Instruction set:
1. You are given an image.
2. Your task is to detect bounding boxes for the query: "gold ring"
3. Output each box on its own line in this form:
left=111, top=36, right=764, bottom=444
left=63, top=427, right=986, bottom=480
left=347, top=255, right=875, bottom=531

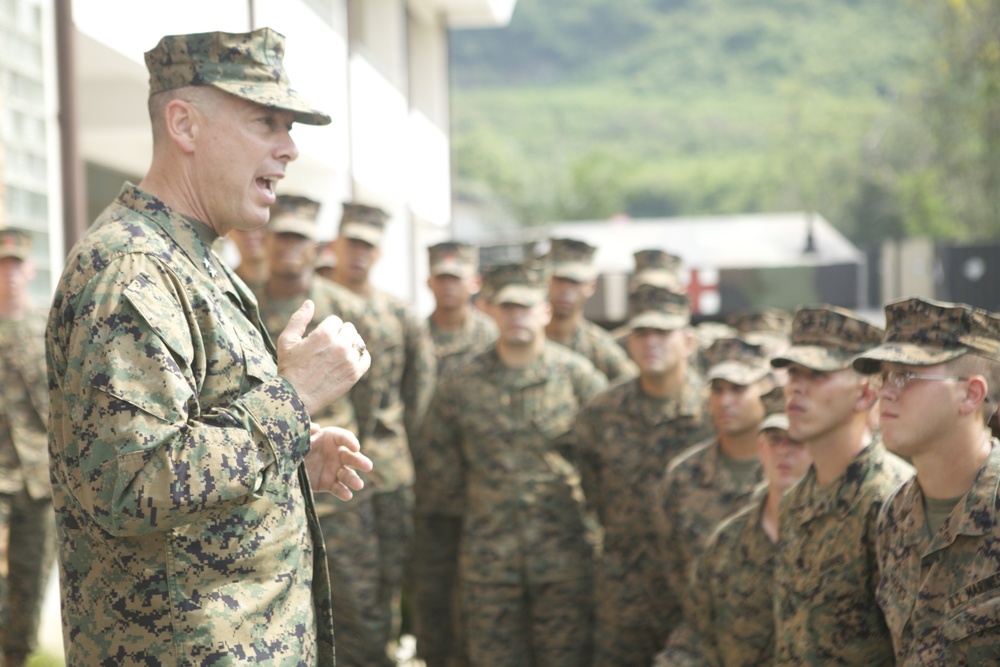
left=353, top=341, right=367, bottom=359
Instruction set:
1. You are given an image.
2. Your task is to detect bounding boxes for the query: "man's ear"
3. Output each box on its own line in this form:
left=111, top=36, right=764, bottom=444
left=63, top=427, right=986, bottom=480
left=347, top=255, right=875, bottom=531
left=959, top=375, right=988, bottom=418
left=164, top=98, right=199, bottom=153
left=856, top=376, right=878, bottom=412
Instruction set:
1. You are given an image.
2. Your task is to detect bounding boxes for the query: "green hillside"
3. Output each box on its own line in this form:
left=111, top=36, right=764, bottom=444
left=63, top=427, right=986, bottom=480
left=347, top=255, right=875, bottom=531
left=448, top=0, right=944, bottom=246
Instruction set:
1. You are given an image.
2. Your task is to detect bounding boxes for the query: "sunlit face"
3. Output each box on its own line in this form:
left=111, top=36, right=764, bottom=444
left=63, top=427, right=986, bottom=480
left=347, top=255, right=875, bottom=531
left=876, top=362, right=969, bottom=460
left=757, top=427, right=811, bottom=493
left=783, top=363, right=867, bottom=444
left=190, top=91, right=299, bottom=235
left=548, top=276, right=595, bottom=318
left=265, top=232, right=316, bottom=279
left=333, top=236, right=380, bottom=287
left=710, top=379, right=767, bottom=437
left=627, top=327, right=693, bottom=379
left=428, top=270, right=479, bottom=310
left=491, top=301, right=551, bottom=347
left=0, top=256, right=33, bottom=306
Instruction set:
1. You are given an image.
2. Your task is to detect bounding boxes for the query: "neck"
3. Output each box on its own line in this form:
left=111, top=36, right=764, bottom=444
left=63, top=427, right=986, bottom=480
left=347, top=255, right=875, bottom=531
left=431, top=304, right=469, bottom=332
left=546, top=311, right=581, bottom=344
left=761, top=485, right=784, bottom=543
left=0, top=297, right=26, bottom=320
left=913, top=424, right=992, bottom=499
left=496, top=337, right=545, bottom=369
left=639, top=365, right=686, bottom=398
left=719, top=430, right=760, bottom=461
left=333, top=269, right=369, bottom=296
left=807, top=416, right=871, bottom=487
left=267, top=273, right=311, bottom=300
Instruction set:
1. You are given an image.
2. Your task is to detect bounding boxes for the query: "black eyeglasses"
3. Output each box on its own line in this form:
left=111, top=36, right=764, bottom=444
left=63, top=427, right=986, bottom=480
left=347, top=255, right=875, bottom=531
left=870, top=369, right=969, bottom=391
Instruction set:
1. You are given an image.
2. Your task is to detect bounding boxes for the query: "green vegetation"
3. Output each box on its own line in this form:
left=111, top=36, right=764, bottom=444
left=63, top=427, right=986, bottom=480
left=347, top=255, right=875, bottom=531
left=450, top=0, right=1000, bottom=246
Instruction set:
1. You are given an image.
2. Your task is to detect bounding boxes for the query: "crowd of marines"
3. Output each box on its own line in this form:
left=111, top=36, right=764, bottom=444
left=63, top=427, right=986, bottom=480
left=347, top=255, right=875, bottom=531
left=2, top=25, right=1000, bottom=667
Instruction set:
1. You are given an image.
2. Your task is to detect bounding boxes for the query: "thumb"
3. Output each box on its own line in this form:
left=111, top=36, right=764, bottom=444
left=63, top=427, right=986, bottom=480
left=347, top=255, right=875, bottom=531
left=280, top=299, right=315, bottom=346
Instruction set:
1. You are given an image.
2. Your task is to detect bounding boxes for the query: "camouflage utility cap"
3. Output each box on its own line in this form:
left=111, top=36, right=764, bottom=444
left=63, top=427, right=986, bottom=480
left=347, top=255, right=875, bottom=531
left=268, top=194, right=320, bottom=239
left=759, top=386, right=789, bottom=431
left=145, top=28, right=331, bottom=126
left=339, top=202, right=388, bottom=246
left=704, top=337, right=771, bottom=385
left=547, top=237, right=597, bottom=282
left=626, top=284, right=690, bottom=331
left=631, top=248, right=683, bottom=290
left=771, top=305, right=884, bottom=372
left=428, top=241, right=478, bottom=277
left=852, top=297, right=1000, bottom=374
left=0, top=227, right=32, bottom=260
left=484, top=263, right=545, bottom=306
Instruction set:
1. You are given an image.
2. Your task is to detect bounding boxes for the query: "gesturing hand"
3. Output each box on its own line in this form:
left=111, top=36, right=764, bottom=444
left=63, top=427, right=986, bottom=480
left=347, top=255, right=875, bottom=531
left=305, top=423, right=374, bottom=501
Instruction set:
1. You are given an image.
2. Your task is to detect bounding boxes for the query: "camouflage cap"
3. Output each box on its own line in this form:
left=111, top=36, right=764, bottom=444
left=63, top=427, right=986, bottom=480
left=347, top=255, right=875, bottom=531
left=145, top=28, right=331, bottom=126
left=0, top=227, right=31, bottom=260
left=759, top=385, right=789, bottom=432
left=631, top=248, right=683, bottom=291
left=547, top=237, right=597, bottom=282
left=484, top=263, right=546, bottom=306
left=704, top=337, right=771, bottom=386
left=428, top=241, right=478, bottom=277
left=338, top=202, right=388, bottom=246
left=852, top=297, right=1000, bottom=374
left=626, top=284, right=691, bottom=332
left=730, top=307, right=793, bottom=338
left=267, top=194, right=320, bottom=239
left=771, top=305, right=885, bottom=372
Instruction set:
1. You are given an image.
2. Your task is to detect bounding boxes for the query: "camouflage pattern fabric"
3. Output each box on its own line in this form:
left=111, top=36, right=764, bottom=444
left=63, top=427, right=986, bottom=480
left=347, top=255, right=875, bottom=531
left=655, top=490, right=775, bottom=667
left=654, top=435, right=765, bottom=621
left=46, top=184, right=335, bottom=665
left=875, top=441, right=1000, bottom=666
left=575, top=373, right=712, bottom=667
left=419, top=341, right=607, bottom=664
left=426, top=307, right=497, bottom=379
left=774, top=440, right=913, bottom=666
left=0, top=309, right=55, bottom=663
left=556, top=317, right=638, bottom=383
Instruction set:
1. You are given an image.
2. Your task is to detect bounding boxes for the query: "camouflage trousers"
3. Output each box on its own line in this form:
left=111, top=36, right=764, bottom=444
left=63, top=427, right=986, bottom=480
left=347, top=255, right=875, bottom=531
left=0, top=490, right=56, bottom=664
left=592, top=568, right=677, bottom=667
left=410, top=513, right=468, bottom=667
left=321, top=486, right=414, bottom=667
left=461, top=577, right=593, bottom=667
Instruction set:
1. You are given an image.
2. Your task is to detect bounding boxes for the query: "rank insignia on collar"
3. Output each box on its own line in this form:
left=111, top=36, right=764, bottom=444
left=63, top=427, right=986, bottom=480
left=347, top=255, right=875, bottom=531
left=203, top=256, right=218, bottom=278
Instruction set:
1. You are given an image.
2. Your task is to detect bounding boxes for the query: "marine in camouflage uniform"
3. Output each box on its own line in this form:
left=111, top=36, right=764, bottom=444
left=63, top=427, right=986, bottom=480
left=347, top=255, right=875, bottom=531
left=420, top=263, right=607, bottom=667
left=330, top=203, right=437, bottom=666
left=853, top=297, right=1000, bottom=665
left=543, top=237, right=637, bottom=382
left=45, top=29, right=372, bottom=666
left=769, top=305, right=913, bottom=666
left=412, top=241, right=496, bottom=667
left=574, top=284, right=711, bottom=667
left=0, top=228, right=55, bottom=667
left=654, top=337, right=772, bottom=647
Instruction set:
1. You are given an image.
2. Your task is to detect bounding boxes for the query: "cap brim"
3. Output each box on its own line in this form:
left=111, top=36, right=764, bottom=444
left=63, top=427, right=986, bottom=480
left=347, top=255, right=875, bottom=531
left=707, top=361, right=771, bottom=385
left=760, top=413, right=790, bottom=432
left=213, top=81, right=331, bottom=126
left=851, top=343, right=969, bottom=374
left=627, top=311, right=689, bottom=332
left=771, top=345, right=856, bottom=372
left=552, top=263, right=597, bottom=283
left=430, top=261, right=470, bottom=278
left=492, top=285, right=545, bottom=307
left=268, top=219, right=316, bottom=239
left=339, top=222, right=382, bottom=246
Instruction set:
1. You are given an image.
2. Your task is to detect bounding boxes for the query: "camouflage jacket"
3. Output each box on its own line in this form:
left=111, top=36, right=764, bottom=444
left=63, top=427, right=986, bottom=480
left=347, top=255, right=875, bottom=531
left=427, top=307, right=497, bottom=378
left=575, top=372, right=711, bottom=626
left=655, top=436, right=764, bottom=615
left=349, top=288, right=436, bottom=493
left=554, top=317, right=637, bottom=383
left=774, top=441, right=913, bottom=666
left=657, top=489, right=775, bottom=667
left=876, top=441, right=1000, bottom=666
left=419, top=341, right=607, bottom=583
left=0, top=308, right=51, bottom=499
left=46, top=184, right=334, bottom=666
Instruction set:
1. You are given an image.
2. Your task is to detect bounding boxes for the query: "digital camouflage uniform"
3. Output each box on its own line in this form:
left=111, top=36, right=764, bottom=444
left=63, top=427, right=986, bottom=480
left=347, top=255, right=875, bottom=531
left=413, top=242, right=497, bottom=667
left=420, top=263, right=607, bottom=667
left=47, top=183, right=336, bottom=665
left=575, top=283, right=711, bottom=667
left=851, top=297, right=1000, bottom=665
left=545, top=237, right=637, bottom=383
left=654, top=489, right=774, bottom=667
left=0, top=282, right=55, bottom=667
left=576, top=373, right=711, bottom=666
left=335, top=203, right=437, bottom=666
left=770, top=305, right=913, bottom=667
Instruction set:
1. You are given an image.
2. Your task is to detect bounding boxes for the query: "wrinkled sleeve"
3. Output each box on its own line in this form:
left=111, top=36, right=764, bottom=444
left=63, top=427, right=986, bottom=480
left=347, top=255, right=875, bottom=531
left=48, top=254, right=311, bottom=537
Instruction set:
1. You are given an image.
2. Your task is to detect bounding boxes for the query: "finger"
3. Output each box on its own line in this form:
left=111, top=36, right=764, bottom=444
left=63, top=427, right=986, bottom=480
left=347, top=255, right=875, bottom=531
left=315, top=313, right=347, bottom=337
left=279, top=300, right=315, bottom=346
left=336, top=465, right=366, bottom=491
left=311, top=427, right=361, bottom=453
left=340, top=448, right=373, bottom=473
